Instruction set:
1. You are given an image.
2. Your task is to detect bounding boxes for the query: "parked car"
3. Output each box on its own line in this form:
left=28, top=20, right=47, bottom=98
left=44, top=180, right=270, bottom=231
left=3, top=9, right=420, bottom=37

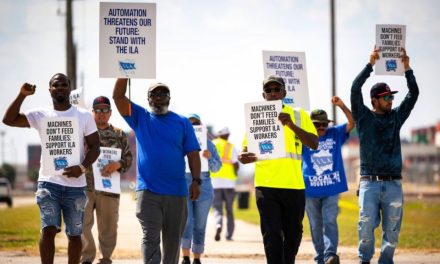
left=0, top=178, right=13, bottom=207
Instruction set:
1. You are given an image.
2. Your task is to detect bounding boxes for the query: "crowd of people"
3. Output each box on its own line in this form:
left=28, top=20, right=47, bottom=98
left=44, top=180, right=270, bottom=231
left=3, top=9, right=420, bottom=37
left=2, top=47, right=418, bottom=264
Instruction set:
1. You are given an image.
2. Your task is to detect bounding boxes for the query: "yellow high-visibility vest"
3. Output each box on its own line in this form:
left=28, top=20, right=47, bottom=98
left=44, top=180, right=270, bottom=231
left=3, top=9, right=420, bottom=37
left=243, top=105, right=317, bottom=189
left=211, top=138, right=237, bottom=180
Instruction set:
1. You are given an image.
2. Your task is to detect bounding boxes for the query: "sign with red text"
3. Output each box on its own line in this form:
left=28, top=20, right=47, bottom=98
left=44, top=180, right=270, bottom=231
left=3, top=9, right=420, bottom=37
left=262, top=51, right=310, bottom=110
left=100, top=2, right=156, bottom=78
left=244, top=100, right=285, bottom=160
left=375, top=24, right=406, bottom=75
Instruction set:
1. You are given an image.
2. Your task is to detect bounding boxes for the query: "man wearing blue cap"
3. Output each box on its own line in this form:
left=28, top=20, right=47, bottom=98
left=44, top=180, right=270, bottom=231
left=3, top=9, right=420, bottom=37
left=351, top=48, right=419, bottom=264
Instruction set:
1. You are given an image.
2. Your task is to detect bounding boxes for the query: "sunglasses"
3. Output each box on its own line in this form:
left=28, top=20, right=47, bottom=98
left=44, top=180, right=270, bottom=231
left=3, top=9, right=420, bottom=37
left=382, top=94, right=394, bottom=102
left=313, top=122, right=329, bottom=128
left=93, top=108, right=111, bottom=114
left=263, top=87, right=282, bottom=94
left=149, top=91, right=170, bottom=99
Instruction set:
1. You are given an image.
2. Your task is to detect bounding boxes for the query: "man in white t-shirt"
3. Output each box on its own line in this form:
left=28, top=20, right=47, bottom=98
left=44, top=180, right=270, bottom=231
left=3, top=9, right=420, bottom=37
left=2, top=73, right=100, bottom=264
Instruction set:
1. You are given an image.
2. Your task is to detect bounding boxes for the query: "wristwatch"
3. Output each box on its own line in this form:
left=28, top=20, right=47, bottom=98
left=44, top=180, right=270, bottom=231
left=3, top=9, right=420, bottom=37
left=192, top=178, right=202, bottom=185
left=78, top=164, right=87, bottom=174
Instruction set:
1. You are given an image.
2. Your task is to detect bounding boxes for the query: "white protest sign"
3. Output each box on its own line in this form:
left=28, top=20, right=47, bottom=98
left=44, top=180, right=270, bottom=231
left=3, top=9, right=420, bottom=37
left=99, top=2, right=156, bottom=78
left=186, top=125, right=208, bottom=173
left=262, top=51, right=310, bottom=110
left=244, top=100, right=285, bottom=160
left=40, top=117, right=80, bottom=175
left=69, top=87, right=87, bottom=109
left=375, top=24, right=406, bottom=75
left=92, top=147, right=122, bottom=194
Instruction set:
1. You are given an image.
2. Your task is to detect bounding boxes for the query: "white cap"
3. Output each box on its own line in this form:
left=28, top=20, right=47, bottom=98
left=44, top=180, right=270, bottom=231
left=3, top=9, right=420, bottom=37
left=218, top=127, right=230, bottom=136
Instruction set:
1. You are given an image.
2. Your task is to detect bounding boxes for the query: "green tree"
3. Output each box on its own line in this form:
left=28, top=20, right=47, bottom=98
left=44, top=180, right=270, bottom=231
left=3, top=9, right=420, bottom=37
left=1, top=163, right=16, bottom=188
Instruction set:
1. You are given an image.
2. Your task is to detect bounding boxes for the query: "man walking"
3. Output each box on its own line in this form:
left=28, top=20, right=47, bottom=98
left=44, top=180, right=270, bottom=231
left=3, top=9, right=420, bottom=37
left=211, top=127, right=239, bottom=241
left=113, top=78, right=201, bottom=264
left=351, top=48, right=418, bottom=264
left=302, top=97, right=355, bottom=264
left=2, top=73, right=100, bottom=264
left=81, top=96, right=133, bottom=264
left=238, top=75, right=318, bottom=264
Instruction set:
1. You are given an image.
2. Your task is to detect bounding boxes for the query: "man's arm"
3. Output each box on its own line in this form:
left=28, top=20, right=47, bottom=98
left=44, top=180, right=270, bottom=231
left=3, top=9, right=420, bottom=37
left=396, top=48, right=419, bottom=124
left=3, top=83, right=35, bottom=127
left=278, top=113, right=318, bottom=150
left=118, top=131, right=133, bottom=173
left=206, top=140, right=222, bottom=173
left=113, top=78, right=131, bottom=116
left=187, top=150, right=201, bottom=201
left=101, top=130, right=133, bottom=176
left=62, top=131, right=101, bottom=178
left=332, top=96, right=355, bottom=133
left=350, top=49, right=376, bottom=121
left=82, top=132, right=101, bottom=168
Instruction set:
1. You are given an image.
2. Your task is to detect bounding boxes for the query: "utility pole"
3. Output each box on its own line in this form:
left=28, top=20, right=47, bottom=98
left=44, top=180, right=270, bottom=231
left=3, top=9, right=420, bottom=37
left=330, top=0, right=337, bottom=123
left=66, top=0, right=77, bottom=90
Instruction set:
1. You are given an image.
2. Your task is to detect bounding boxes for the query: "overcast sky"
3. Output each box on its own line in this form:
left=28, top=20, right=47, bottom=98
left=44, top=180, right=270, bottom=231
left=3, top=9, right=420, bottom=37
left=1, top=0, right=439, bottom=164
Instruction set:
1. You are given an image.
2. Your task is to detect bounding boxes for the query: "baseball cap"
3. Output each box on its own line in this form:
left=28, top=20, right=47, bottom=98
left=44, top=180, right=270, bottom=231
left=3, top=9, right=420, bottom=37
left=310, top=109, right=333, bottom=123
left=148, top=83, right=170, bottom=93
left=263, top=75, right=285, bottom=88
left=218, top=127, right=230, bottom=136
left=93, top=96, right=111, bottom=108
left=370, top=83, right=398, bottom=98
left=188, top=113, right=201, bottom=121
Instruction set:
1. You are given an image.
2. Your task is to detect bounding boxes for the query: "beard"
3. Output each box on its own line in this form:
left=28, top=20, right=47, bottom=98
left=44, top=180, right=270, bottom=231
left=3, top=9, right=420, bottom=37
left=151, top=104, right=169, bottom=115
left=55, top=94, right=67, bottom=104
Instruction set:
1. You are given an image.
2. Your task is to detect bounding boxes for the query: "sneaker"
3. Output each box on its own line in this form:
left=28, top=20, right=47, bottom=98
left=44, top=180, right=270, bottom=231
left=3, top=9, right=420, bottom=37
left=193, top=259, right=201, bottom=264
left=325, top=255, right=340, bottom=264
left=214, top=227, right=222, bottom=241
left=359, top=261, right=370, bottom=264
left=225, top=237, right=233, bottom=241
left=181, top=256, right=190, bottom=264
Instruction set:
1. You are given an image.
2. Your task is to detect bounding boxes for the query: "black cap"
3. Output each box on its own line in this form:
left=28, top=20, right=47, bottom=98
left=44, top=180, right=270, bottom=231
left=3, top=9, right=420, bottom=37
left=370, top=83, right=398, bottom=98
left=93, top=96, right=111, bottom=108
left=263, top=75, right=285, bottom=88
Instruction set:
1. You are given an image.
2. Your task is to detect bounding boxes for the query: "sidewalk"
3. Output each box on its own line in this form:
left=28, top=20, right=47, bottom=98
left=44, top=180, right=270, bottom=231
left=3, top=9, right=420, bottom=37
left=1, top=193, right=439, bottom=263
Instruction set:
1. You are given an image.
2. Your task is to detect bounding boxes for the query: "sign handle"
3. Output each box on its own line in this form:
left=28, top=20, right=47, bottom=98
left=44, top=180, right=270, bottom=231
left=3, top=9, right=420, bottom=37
left=127, top=78, right=132, bottom=116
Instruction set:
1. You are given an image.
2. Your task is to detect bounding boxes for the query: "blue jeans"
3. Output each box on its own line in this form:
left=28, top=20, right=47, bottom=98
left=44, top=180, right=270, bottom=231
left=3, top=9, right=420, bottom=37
left=181, top=174, right=213, bottom=254
left=36, top=181, right=87, bottom=236
left=358, top=180, right=403, bottom=264
left=306, top=194, right=339, bottom=264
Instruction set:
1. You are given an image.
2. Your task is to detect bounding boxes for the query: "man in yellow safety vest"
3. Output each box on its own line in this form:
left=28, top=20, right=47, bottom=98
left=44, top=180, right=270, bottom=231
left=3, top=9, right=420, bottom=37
left=238, top=75, right=318, bottom=264
left=211, top=127, right=239, bottom=241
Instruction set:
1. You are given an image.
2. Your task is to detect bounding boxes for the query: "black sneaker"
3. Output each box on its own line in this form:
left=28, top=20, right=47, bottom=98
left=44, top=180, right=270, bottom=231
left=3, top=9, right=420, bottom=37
left=214, top=227, right=222, bottom=241
left=325, top=255, right=340, bottom=264
left=359, top=261, right=370, bottom=264
left=193, top=259, right=201, bottom=264
left=181, top=256, right=190, bottom=264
